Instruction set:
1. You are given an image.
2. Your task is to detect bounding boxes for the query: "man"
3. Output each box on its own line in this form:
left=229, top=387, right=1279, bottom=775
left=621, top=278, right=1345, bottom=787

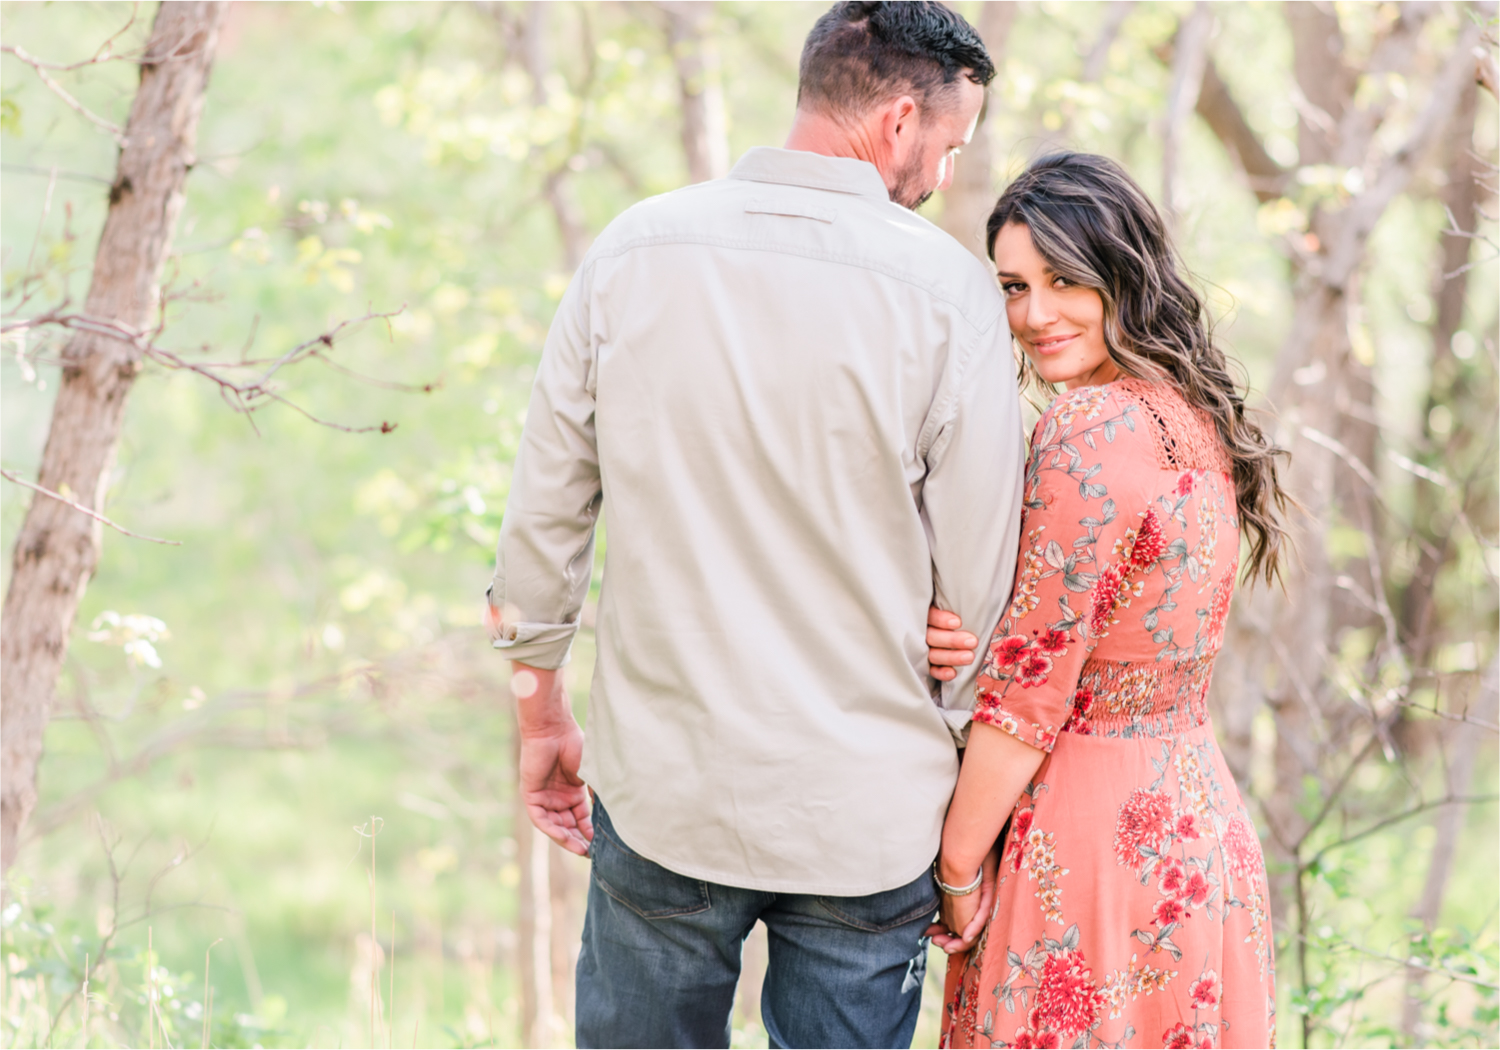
left=486, top=3, right=1024, bottom=1046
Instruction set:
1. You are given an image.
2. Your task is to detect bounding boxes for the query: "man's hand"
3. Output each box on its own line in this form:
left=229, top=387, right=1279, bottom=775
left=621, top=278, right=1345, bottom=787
left=928, top=607, right=979, bottom=682
left=512, top=663, right=594, bottom=856
left=926, top=844, right=999, bottom=954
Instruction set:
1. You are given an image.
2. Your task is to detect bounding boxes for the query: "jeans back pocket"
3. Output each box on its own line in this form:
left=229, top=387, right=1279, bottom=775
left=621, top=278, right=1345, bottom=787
left=590, top=806, right=713, bottom=920
left=815, top=871, right=939, bottom=933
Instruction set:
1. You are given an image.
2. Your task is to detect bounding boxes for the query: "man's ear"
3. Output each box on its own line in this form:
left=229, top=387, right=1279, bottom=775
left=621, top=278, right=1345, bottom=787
left=879, top=94, right=921, bottom=157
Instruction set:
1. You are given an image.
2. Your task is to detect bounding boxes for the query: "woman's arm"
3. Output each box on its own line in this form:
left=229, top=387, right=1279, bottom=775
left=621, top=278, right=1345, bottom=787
left=934, top=721, right=1047, bottom=951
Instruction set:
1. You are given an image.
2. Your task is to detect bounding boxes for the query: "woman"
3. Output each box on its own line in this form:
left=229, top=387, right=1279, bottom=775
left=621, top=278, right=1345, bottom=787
left=929, top=153, right=1285, bottom=1049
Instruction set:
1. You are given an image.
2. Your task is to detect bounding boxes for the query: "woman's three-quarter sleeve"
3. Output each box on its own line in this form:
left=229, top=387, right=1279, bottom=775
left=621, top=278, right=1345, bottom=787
left=972, top=385, right=1154, bottom=752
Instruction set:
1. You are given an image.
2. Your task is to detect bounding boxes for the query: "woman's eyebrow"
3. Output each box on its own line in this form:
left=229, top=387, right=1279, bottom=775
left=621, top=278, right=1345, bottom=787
left=995, top=269, right=1023, bottom=279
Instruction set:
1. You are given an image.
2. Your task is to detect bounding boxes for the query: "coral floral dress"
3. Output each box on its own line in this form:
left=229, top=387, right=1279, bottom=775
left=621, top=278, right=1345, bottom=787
left=942, top=379, right=1275, bottom=1050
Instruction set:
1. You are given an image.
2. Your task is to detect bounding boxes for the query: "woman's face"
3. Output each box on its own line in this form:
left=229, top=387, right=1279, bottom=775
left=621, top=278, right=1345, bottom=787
left=993, top=221, right=1118, bottom=390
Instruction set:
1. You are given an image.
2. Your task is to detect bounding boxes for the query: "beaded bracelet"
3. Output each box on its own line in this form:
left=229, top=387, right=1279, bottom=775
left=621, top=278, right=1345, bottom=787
left=933, top=862, right=983, bottom=897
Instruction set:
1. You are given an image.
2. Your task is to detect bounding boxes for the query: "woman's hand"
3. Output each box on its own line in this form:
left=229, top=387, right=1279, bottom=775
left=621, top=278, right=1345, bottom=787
left=928, top=607, right=980, bottom=682
left=927, top=844, right=1000, bottom=954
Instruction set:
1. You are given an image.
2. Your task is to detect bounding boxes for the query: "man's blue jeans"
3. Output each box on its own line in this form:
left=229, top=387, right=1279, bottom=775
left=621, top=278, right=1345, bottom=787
left=575, top=801, right=939, bottom=1049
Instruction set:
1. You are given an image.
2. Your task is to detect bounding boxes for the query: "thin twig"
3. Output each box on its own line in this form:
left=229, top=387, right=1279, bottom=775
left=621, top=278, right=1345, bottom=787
left=0, top=6, right=143, bottom=72
left=259, top=388, right=397, bottom=434
left=24, top=166, right=59, bottom=281
left=1293, top=736, right=1381, bottom=852
left=0, top=468, right=181, bottom=545
left=1301, top=425, right=1380, bottom=492
left=1308, top=934, right=1500, bottom=991
left=2, top=304, right=408, bottom=433
left=1, top=44, right=128, bottom=144
left=1304, top=793, right=1500, bottom=869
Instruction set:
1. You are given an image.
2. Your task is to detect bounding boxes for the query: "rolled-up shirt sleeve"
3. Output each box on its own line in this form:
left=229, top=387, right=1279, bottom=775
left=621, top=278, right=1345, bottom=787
left=921, top=313, right=1027, bottom=744
left=487, top=266, right=601, bottom=669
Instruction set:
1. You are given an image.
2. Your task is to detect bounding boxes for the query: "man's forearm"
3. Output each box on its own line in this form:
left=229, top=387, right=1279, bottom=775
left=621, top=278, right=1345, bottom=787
left=509, top=661, right=592, bottom=853
left=511, top=662, right=574, bottom=735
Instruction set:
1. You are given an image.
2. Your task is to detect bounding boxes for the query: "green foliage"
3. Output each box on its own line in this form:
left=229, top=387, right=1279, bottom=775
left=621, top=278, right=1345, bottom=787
left=1, top=2, right=1496, bottom=1047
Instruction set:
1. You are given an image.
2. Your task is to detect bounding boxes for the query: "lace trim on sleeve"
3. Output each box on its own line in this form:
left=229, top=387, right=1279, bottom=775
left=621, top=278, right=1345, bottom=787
left=1113, top=377, right=1230, bottom=475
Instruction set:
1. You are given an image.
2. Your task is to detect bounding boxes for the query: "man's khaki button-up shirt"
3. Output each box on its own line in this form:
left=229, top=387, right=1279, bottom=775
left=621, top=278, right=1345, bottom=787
left=489, top=147, right=1025, bottom=895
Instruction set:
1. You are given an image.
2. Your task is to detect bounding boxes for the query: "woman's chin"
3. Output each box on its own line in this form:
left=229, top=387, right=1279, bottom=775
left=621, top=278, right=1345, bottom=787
left=1037, top=366, right=1082, bottom=387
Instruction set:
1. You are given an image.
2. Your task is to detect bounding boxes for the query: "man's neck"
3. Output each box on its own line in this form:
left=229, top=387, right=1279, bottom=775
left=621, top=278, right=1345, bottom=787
left=784, top=108, right=883, bottom=170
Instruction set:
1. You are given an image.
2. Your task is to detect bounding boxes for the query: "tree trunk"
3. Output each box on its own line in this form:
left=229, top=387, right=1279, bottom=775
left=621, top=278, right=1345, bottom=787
left=1161, top=2, right=1213, bottom=221
left=662, top=1, right=729, bottom=184
left=0, top=0, right=228, bottom=875
left=937, top=1, right=1017, bottom=260
left=1398, top=77, right=1482, bottom=669
left=512, top=710, right=554, bottom=1048
left=1080, top=2, right=1134, bottom=83
left=547, top=840, right=583, bottom=1032
left=1196, top=8, right=1482, bottom=947
left=522, top=3, right=590, bottom=268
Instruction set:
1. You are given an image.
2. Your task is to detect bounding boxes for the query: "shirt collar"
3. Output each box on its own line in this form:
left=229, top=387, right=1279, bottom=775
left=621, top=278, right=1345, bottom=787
left=728, top=146, right=891, bottom=201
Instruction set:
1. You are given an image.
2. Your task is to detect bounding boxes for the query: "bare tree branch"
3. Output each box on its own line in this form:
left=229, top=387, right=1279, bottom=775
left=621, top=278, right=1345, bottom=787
left=1304, top=793, right=1500, bottom=869
left=1325, top=20, right=1486, bottom=287
left=1, top=4, right=143, bottom=72
left=0, top=468, right=181, bottom=545
left=1197, top=58, right=1290, bottom=201
left=1152, top=41, right=1290, bottom=203
left=1321, top=936, right=1500, bottom=991
left=1080, top=1, right=1133, bottom=82
left=1479, top=49, right=1498, bottom=99
left=0, top=163, right=112, bottom=186
left=3, top=305, right=408, bottom=433
left=1, top=44, right=128, bottom=145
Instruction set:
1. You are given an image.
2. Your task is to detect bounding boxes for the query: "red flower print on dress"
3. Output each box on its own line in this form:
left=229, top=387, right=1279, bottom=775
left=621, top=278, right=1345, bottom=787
left=1175, top=470, right=1196, bottom=497
left=1129, top=509, right=1167, bottom=568
left=1036, top=628, right=1070, bottom=657
left=1062, top=687, right=1095, bottom=735
left=973, top=688, right=1004, bottom=724
left=1089, top=562, right=1128, bottom=636
left=992, top=634, right=1030, bottom=668
left=1162, top=1022, right=1211, bottom=1049
left=1153, top=897, right=1186, bottom=927
left=1030, top=948, right=1105, bottom=1041
left=1206, top=574, right=1234, bottom=647
left=1189, top=970, right=1221, bottom=1010
left=1175, top=812, right=1200, bottom=840
left=1180, top=870, right=1211, bottom=909
left=1113, top=789, right=1175, bottom=868
left=1015, top=652, right=1055, bottom=688
left=1007, top=806, right=1035, bottom=872
left=1157, top=859, right=1187, bottom=897
left=1010, top=1027, right=1063, bottom=1049
left=1221, top=815, right=1264, bottom=883
left=1072, top=687, right=1094, bottom=718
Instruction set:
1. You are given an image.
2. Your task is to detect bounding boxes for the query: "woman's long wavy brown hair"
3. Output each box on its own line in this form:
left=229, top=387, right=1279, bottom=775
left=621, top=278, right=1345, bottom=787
left=987, top=151, right=1290, bottom=586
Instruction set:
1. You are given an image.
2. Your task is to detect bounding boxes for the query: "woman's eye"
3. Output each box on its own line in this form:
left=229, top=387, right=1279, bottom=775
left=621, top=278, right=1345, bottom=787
left=1053, top=275, right=1074, bottom=288
left=1002, top=282, right=1026, bottom=295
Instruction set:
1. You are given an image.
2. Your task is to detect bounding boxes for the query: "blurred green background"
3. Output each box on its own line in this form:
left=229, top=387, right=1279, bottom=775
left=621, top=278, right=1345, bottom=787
left=2, top=2, right=1496, bottom=1047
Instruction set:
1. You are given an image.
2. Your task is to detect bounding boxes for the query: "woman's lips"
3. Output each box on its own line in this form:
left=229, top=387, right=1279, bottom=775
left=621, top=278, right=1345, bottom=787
left=1029, top=333, right=1079, bottom=355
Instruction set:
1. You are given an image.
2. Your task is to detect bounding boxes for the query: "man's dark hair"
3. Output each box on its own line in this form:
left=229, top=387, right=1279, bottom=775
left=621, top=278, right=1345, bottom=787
left=798, top=2, right=994, bottom=118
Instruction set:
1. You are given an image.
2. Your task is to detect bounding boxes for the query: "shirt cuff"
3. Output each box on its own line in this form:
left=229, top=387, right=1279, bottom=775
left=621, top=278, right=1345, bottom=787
left=485, top=584, right=580, bottom=669
left=489, top=621, right=577, bottom=669
left=941, top=706, right=972, bottom=747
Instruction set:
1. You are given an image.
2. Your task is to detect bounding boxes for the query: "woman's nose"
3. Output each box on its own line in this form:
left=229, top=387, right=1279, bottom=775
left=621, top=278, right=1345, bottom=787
left=1026, top=287, right=1059, bottom=329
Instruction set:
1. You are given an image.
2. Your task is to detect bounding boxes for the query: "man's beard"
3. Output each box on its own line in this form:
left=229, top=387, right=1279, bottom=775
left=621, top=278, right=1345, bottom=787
left=890, top=153, right=934, bottom=211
